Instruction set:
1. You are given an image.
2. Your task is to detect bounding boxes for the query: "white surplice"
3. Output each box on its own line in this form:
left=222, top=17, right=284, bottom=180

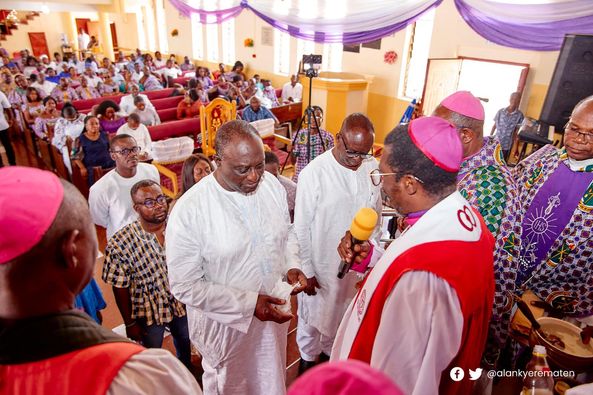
left=332, top=192, right=477, bottom=395
left=294, top=150, right=381, bottom=359
left=167, top=173, right=300, bottom=395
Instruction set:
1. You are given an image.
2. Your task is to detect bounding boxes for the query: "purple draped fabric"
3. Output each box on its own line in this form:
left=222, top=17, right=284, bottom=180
left=167, top=0, right=244, bottom=22
left=245, top=1, right=442, bottom=44
left=454, top=0, right=593, bottom=51
left=167, top=0, right=441, bottom=44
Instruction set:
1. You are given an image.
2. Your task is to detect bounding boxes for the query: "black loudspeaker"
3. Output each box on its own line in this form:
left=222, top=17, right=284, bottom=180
left=540, top=34, right=593, bottom=131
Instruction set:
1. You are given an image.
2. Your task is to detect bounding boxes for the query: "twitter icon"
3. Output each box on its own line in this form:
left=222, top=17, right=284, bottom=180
left=469, top=368, right=483, bottom=381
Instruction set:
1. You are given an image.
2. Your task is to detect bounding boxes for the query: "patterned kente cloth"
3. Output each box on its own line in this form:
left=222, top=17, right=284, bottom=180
left=487, top=145, right=593, bottom=365
left=457, top=137, right=522, bottom=364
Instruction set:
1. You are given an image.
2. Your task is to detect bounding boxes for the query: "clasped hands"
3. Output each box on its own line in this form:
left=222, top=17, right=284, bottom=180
left=254, top=268, right=306, bottom=324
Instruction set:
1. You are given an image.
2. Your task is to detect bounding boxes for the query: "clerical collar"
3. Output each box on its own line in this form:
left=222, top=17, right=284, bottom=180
left=404, top=209, right=429, bottom=227
left=568, top=157, right=593, bottom=171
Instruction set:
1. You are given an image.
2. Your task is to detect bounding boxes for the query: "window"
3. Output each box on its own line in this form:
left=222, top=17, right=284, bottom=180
left=144, top=6, right=156, bottom=52
left=296, top=39, right=315, bottom=72
left=136, top=10, right=147, bottom=50
left=191, top=13, right=204, bottom=60
left=156, top=0, right=168, bottom=53
left=400, top=8, right=436, bottom=99
left=221, top=19, right=235, bottom=65
left=274, top=29, right=291, bottom=75
left=322, top=43, right=342, bottom=72
left=206, top=22, right=219, bottom=62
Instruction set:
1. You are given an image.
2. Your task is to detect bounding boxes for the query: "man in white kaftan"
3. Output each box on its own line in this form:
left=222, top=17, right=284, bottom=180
left=167, top=120, right=307, bottom=395
left=294, top=113, right=381, bottom=373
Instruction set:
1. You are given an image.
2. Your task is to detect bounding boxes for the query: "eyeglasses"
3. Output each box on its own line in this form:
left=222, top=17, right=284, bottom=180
left=565, top=121, right=593, bottom=143
left=135, top=195, right=168, bottom=208
left=111, top=146, right=141, bottom=156
left=370, top=169, right=424, bottom=186
left=339, top=134, right=373, bottom=159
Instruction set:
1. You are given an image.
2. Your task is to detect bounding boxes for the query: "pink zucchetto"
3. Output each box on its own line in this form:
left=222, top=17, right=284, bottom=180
left=0, top=167, right=64, bottom=264
left=440, top=90, right=485, bottom=121
left=287, top=360, right=404, bottom=395
left=408, top=116, right=463, bottom=173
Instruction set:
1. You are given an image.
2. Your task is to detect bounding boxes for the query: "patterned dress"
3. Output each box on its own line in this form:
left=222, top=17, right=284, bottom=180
left=457, top=137, right=522, bottom=364
left=291, top=129, right=335, bottom=183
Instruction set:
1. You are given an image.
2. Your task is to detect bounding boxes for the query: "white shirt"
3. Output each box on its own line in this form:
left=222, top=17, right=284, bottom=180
left=109, top=348, right=202, bottom=394
left=116, top=123, right=153, bottom=156
left=119, top=94, right=154, bottom=116
left=295, top=150, right=381, bottom=337
left=131, top=71, right=144, bottom=84
left=84, top=75, right=103, bottom=88
left=281, top=82, right=303, bottom=102
left=89, top=163, right=160, bottom=240
left=162, top=67, right=182, bottom=80
left=153, top=59, right=166, bottom=70
left=0, top=91, right=11, bottom=130
left=78, top=32, right=90, bottom=50
left=31, top=80, right=57, bottom=97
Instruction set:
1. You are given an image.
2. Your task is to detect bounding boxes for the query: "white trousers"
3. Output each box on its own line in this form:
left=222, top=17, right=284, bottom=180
left=296, top=319, right=334, bottom=362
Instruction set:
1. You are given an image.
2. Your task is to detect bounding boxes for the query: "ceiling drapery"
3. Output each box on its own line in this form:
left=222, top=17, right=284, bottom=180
left=167, top=0, right=593, bottom=50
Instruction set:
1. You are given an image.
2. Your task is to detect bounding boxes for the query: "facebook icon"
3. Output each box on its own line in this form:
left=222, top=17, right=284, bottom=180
left=449, top=367, right=465, bottom=382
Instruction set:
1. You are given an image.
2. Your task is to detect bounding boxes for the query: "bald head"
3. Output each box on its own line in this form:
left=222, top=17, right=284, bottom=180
left=215, top=119, right=262, bottom=159
left=0, top=180, right=97, bottom=319
left=334, top=113, right=375, bottom=171
left=564, top=95, right=593, bottom=161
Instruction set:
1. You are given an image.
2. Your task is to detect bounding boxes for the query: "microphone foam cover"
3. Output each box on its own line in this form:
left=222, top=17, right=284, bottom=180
left=350, top=207, right=378, bottom=241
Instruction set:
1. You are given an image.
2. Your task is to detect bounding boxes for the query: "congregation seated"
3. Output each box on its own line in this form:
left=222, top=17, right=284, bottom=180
left=140, top=66, right=164, bottom=91
left=97, top=73, right=120, bottom=96
left=30, top=72, right=57, bottom=97
left=120, top=83, right=154, bottom=115
left=72, top=115, right=115, bottom=185
left=96, top=100, right=127, bottom=135
left=8, top=74, right=30, bottom=108
left=180, top=56, right=196, bottom=72
left=133, top=95, right=161, bottom=126
left=50, top=77, right=79, bottom=103
left=116, top=113, right=152, bottom=159
left=162, top=59, right=183, bottom=86
left=21, top=87, right=44, bottom=126
left=76, top=76, right=101, bottom=100
left=83, top=68, right=103, bottom=88
left=242, top=96, right=279, bottom=124
left=52, top=104, right=86, bottom=173
left=196, top=66, right=214, bottom=90
left=176, top=89, right=204, bottom=120
left=281, top=74, right=303, bottom=104
left=33, top=96, right=59, bottom=140
left=261, top=79, right=280, bottom=107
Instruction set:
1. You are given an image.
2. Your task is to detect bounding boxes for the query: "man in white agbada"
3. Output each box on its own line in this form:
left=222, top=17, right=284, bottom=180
left=294, top=113, right=381, bottom=374
left=89, top=134, right=160, bottom=240
left=167, top=120, right=308, bottom=395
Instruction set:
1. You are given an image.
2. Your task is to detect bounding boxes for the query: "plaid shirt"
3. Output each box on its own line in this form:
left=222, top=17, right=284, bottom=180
left=102, top=220, right=185, bottom=326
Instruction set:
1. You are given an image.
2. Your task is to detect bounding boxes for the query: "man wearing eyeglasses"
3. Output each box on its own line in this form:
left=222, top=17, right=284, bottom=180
left=332, top=117, right=494, bottom=395
left=103, top=180, right=192, bottom=370
left=89, top=134, right=160, bottom=240
left=510, top=96, right=593, bottom=341
left=294, top=113, right=381, bottom=375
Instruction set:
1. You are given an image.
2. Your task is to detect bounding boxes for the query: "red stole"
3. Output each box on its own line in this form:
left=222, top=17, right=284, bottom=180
left=1, top=342, right=143, bottom=395
left=348, top=211, right=494, bottom=395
